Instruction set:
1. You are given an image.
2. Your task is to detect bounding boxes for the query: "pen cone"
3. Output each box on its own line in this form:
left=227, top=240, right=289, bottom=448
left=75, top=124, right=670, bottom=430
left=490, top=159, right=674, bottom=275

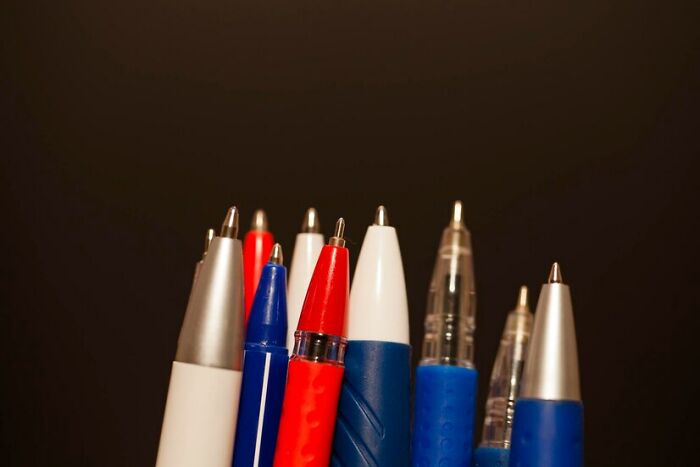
left=220, top=206, right=240, bottom=239
left=251, top=209, right=268, bottom=231
left=301, top=207, right=321, bottom=233
left=202, top=228, right=215, bottom=258
left=269, top=243, right=283, bottom=265
left=374, top=205, right=390, bottom=226
left=329, top=218, right=346, bottom=247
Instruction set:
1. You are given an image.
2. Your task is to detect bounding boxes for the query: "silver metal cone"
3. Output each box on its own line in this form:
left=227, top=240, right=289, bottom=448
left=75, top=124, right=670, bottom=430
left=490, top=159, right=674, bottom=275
left=251, top=209, right=268, bottom=231
left=329, top=217, right=346, bottom=247
left=301, top=207, right=321, bottom=233
left=374, top=205, right=389, bottom=226
left=269, top=243, right=283, bottom=265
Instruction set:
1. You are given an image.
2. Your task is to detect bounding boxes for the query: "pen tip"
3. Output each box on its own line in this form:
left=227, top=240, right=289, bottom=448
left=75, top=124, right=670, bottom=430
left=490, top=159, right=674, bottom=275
left=548, top=262, right=564, bottom=284
left=202, top=228, right=215, bottom=258
left=269, top=243, right=283, bottom=265
left=451, top=200, right=465, bottom=227
left=516, top=285, right=529, bottom=308
left=220, top=206, right=240, bottom=239
left=251, top=209, right=268, bottom=231
left=374, top=205, right=389, bottom=226
left=301, top=207, right=321, bottom=233
left=329, top=217, right=346, bottom=247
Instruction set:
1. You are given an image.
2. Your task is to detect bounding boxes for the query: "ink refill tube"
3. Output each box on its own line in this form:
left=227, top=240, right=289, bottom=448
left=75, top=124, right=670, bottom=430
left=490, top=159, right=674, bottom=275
left=286, top=208, right=324, bottom=350
left=509, top=263, right=583, bottom=467
left=412, top=201, right=479, bottom=467
left=331, top=206, right=411, bottom=467
left=156, top=207, right=245, bottom=467
left=474, top=287, right=533, bottom=467
left=244, top=209, right=274, bottom=322
left=273, top=218, right=349, bottom=467
left=233, top=244, right=289, bottom=467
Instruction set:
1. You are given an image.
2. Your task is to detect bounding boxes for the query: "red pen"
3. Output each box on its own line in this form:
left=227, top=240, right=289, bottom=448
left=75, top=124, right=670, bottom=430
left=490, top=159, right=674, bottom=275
left=243, top=209, right=274, bottom=323
left=273, top=218, right=349, bottom=467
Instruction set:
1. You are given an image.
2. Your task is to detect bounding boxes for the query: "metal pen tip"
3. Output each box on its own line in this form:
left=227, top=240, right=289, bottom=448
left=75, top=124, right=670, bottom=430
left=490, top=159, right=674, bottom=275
left=450, top=200, right=465, bottom=228
left=374, top=205, right=390, bottom=226
left=516, top=285, right=529, bottom=309
left=548, top=262, right=564, bottom=284
left=269, top=243, right=283, bottom=265
left=329, top=217, right=346, bottom=247
left=220, top=206, right=240, bottom=239
left=301, top=207, right=321, bottom=233
left=251, top=209, right=268, bottom=231
left=202, top=228, right=215, bottom=258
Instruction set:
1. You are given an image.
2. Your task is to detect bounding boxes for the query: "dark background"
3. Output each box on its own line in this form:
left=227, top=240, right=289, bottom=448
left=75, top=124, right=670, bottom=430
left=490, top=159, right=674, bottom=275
left=2, top=0, right=699, bottom=465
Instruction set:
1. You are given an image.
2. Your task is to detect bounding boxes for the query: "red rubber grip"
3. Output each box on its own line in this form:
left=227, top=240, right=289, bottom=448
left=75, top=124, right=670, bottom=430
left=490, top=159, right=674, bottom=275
left=273, top=358, right=344, bottom=467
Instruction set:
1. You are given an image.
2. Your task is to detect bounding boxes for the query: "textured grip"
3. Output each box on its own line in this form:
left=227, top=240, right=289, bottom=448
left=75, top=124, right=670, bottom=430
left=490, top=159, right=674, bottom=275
left=331, top=341, right=411, bottom=467
left=411, top=365, right=478, bottom=467
left=509, top=399, right=583, bottom=467
left=473, top=447, right=509, bottom=467
left=273, top=358, right=344, bottom=467
left=233, top=347, right=289, bottom=467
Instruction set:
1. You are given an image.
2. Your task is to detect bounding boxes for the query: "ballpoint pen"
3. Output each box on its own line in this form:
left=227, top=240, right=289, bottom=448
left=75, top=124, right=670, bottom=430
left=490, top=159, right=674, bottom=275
left=332, top=206, right=411, bottom=467
left=273, top=218, right=349, bottom=467
left=411, top=201, right=478, bottom=467
left=286, top=208, right=324, bottom=350
left=233, top=244, right=289, bottom=467
left=244, top=209, right=274, bottom=322
left=191, top=228, right=215, bottom=286
left=156, top=207, right=245, bottom=467
left=474, top=286, right=533, bottom=467
left=509, top=263, right=583, bottom=467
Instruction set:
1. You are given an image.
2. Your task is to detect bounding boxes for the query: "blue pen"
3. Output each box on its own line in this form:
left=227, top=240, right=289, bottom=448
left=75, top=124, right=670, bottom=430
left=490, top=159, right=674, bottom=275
left=233, top=244, right=288, bottom=467
left=412, top=201, right=478, bottom=467
left=509, top=263, right=583, bottom=467
left=474, top=287, right=533, bottom=467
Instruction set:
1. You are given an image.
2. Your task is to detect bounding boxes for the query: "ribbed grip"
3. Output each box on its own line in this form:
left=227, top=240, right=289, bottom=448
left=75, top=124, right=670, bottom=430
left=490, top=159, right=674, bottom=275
left=331, top=341, right=411, bottom=467
left=473, top=447, right=509, bottom=467
left=233, top=347, right=289, bottom=467
left=509, top=399, right=583, bottom=467
left=273, top=358, right=344, bottom=467
left=411, top=365, right=478, bottom=467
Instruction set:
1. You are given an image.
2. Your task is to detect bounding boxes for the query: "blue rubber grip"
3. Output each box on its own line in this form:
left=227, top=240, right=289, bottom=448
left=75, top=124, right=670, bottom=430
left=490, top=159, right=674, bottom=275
left=473, top=447, right=509, bottom=467
left=232, top=346, right=289, bottom=467
left=508, top=399, right=583, bottom=467
left=411, top=365, right=478, bottom=467
left=331, top=341, right=411, bottom=467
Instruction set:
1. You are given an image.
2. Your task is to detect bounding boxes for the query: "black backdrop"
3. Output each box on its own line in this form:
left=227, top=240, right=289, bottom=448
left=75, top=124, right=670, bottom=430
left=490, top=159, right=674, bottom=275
left=2, top=0, right=699, bottom=465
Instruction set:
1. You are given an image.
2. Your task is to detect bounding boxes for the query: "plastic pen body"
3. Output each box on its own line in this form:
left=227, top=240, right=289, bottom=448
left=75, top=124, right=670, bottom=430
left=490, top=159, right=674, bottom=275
left=243, top=210, right=274, bottom=322
left=286, top=232, right=323, bottom=350
left=332, top=208, right=411, bottom=467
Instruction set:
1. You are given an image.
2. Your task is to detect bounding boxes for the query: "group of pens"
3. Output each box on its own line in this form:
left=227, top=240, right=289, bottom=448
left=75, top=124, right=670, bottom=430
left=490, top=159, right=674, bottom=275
left=155, top=202, right=583, bottom=467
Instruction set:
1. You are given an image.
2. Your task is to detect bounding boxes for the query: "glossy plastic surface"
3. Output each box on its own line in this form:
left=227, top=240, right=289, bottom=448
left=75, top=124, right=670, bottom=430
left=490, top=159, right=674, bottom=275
left=474, top=447, right=509, bottom=467
left=243, top=230, right=274, bottom=321
left=331, top=341, right=411, bottom=467
left=246, top=262, right=287, bottom=347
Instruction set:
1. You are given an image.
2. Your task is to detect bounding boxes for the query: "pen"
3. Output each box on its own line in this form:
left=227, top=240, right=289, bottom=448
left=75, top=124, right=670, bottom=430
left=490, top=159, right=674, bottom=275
left=273, top=218, right=349, bottom=467
left=509, top=263, right=583, bottom=467
left=411, top=201, right=478, bottom=467
left=474, top=286, right=533, bottom=467
left=286, top=208, right=324, bottom=350
left=244, top=209, right=274, bottom=322
left=156, top=207, right=245, bottom=467
left=331, top=206, right=411, bottom=466
left=191, top=228, right=215, bottom=287
left=233, top=244, right=289, bottom=467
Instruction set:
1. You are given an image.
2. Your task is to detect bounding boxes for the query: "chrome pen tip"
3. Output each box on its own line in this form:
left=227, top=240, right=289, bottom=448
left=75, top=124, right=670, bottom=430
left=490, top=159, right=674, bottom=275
left=202, top=228, right=215, bottom=258
left=269, top=243, right=283, bottom=265
left=220, top=206, right=240, bottom=239
left=450, top=200, right=465, bottom=228
left=374, top=205, right=390, bottom=226
left=251, top=209, right=268, bottom=231
left=329, top=217, right=346, bottom=247
left=548, top=262, right=564, bottom=284
left=301, top=207, right=321, bottom=233
left=516, top=285, right=529, bottom=309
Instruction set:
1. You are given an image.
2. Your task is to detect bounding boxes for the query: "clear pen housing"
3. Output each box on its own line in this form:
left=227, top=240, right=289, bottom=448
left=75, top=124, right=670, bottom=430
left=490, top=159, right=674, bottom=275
left=480, top=294, right=533, bottom=448
left=420, top=209, right=476, bottom=367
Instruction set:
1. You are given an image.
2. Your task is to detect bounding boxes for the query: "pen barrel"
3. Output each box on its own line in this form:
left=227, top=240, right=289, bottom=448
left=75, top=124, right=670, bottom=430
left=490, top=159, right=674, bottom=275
left=273, top=358, right=344, bottom=467
left=156, top=362, right=242, bottom=467
left=508, top=399, right=583, bottom=467
left=411, top=365, right=478, bottom=467
left=474, top=447, right=510, bottom=467
left=331, top=341, right=411, bottom=467
left=233, top=347, right=289, bottom=467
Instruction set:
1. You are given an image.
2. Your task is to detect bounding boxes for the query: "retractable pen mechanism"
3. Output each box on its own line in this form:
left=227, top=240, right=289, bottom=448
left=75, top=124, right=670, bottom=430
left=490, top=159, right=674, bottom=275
left=286, top=208, right=324, bottom=350
left=233, top=244, right=289, bottom=467
left=156, top=207, right=245, bottom=467
left=412, top=201, right=478, bottom=467
left=509, top=263, right=583, bottom=467
left=332, top=206, right=411, bottom=467
left=274, top=219, right=349, bottom=467
left=474, top=287, right=533, bottom=467
left=244, top=209, right=274, bottom=322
